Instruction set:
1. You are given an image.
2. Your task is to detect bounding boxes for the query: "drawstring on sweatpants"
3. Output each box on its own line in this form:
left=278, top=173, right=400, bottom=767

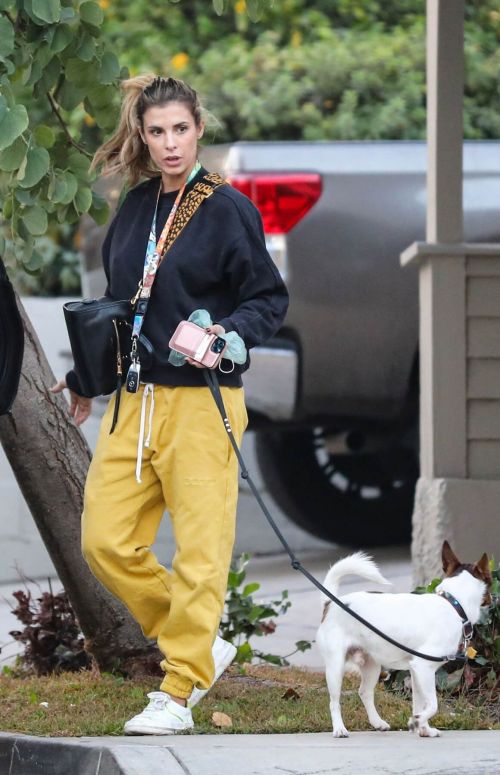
left=136, top=383, right=155, bottom=483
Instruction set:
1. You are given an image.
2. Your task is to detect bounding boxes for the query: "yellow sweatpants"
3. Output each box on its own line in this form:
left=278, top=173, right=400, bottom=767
left=81, top=382, right=248, bottom=699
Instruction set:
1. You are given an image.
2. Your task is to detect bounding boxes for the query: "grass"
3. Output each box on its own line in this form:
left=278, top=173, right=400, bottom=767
left=0, top=664, right=498, bottom=737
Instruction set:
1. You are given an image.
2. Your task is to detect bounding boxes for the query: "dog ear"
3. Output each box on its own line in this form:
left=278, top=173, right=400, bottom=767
left=474, top=552, right=492, bottom=585
left=442, top=540, right=461, bottom=575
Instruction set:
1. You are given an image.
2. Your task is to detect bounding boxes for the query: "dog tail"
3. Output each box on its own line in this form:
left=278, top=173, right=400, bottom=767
left=320, top=552, right=391, bottom=603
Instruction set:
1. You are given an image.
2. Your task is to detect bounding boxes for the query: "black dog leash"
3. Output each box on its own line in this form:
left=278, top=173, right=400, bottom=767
left=203, top=368, right=467, bottom=664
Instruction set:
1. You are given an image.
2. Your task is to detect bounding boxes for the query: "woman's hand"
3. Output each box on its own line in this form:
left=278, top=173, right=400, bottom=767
left=186, top=324, right=226, bottom=369
left=49, top=378, right=93, bottom=427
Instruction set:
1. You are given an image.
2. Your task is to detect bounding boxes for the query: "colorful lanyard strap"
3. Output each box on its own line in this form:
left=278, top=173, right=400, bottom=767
left=131, top=161, right=201, bottom=347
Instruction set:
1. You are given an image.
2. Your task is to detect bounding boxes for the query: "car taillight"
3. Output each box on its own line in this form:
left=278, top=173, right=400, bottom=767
left=228, top=173, right=322, bottom=234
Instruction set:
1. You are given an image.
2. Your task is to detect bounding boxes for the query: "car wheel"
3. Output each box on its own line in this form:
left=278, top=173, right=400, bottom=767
left=254, top=427, right=418, bottom=547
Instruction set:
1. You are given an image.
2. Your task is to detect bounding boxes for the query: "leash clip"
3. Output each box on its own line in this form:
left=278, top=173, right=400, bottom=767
left=463, top=621, right=474, bottom=641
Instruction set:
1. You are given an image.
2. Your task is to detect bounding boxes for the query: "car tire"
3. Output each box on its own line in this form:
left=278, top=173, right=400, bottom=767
left=254, top=427, right=418, bottom=547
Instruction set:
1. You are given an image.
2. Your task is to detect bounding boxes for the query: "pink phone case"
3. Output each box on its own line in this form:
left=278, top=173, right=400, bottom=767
left=169, top=320, right=227, bottom=369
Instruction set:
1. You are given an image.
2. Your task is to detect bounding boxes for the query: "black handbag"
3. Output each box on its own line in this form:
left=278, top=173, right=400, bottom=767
left=63, top=297, right=155, bottom=432
left=0, top=258, right=24, bottom=415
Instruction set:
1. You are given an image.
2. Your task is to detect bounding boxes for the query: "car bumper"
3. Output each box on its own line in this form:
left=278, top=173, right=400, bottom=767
left=244, top=342, right=298, bottom=421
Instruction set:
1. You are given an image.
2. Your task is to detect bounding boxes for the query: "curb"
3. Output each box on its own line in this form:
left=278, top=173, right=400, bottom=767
left=0, top=734, right=120, bottom=775
left=0, top=733, right=184, bottom=775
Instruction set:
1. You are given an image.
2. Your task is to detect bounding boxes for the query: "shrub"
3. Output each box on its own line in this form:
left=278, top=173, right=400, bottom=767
left=5, top=554, right=312, bottom=675
left=386, top=560, right=500, bottom=698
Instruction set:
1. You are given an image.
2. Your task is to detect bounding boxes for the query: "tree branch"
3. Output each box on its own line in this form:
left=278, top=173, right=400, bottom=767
left=46, top=91, right=93, bottom=159
left=53, top=72, right=64, bottom=102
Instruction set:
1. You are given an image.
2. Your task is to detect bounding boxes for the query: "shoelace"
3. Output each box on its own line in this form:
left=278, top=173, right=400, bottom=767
left=144, top=692, right=189, bottom=716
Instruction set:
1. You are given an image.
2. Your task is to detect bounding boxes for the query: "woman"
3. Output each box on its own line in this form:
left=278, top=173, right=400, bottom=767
left=51, top=74, right=289, bottom=735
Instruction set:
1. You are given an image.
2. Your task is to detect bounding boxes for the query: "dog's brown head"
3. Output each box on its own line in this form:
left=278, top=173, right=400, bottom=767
left=442, top=540, right=492, bottom=605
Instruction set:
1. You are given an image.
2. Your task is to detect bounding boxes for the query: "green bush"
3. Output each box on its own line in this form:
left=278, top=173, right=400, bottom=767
left=220, top=552, right=312, bottom=666
left=5, top=554, right=312, bottom=676
left=387, top=560, right=500, bottom=698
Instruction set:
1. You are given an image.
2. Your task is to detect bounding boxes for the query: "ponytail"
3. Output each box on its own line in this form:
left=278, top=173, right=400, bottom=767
left=89, top=73, right=205, bottom=190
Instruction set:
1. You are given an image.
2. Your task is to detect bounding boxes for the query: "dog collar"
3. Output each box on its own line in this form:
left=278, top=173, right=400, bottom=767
left=437, top=590, right=474, bottom=640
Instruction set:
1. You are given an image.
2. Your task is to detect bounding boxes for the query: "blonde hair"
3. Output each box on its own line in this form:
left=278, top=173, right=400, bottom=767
left=90, top=74, right=205, bottom=189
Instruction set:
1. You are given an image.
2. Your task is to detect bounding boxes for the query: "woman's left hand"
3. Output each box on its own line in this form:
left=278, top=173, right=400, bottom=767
left=186, top=324, right=225, bottom=369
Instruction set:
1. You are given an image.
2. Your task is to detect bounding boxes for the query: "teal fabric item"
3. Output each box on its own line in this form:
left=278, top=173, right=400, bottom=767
left=168, top=309, right=247, bottom=367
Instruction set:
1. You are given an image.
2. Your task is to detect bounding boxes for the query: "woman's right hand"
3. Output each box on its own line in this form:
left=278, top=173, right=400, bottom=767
left=49, top=378, right=93, bottom=427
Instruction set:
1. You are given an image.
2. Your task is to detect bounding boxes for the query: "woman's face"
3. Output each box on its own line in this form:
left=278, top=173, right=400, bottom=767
left=140, top=101, right=204, bottom=193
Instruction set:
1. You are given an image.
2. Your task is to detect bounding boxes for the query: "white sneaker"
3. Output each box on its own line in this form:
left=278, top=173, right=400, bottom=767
left=188, top=636, right=237, bottom=709
left=124, top=691, right=194, bottom=735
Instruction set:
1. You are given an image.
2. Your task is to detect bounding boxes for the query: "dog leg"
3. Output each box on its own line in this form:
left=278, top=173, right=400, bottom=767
left=409, top=663, right=441, bottom=738
left=358, top=657, right=390, bottom=732
left=324, top=649, right=350, bottom=738
left=408, top=665, right=425, bottom=732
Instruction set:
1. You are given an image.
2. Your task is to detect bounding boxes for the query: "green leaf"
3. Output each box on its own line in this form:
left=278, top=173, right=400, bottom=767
left=0, top=17, right=14, bottom=58
left=68, top=151, right=91, bottom=179
left=14, top=189, right=35, bottom=206
left=93, top=104, right=119, bottom=130
left=59, top=171, right=78, bottom=204
left=88, top=191, right=109, bottom=225
left=3, top=197, right=12, bottom=220
left=58, top=79, right=86, bottom=111
left=1, top=58, right=15, bottom=76
left=236, top=641, right=252, bottom=662
left=242, top=582, right=260, bottom=597
left=86, top=83, right=113, bottom=109
left=74, top=186, right=92, bottom=213
left=99, top=51, right=120, bottom=84
left=51, top=23, right=73, bottom=54
left=18, top=147, right=50, bottom=189
left=295, top=640, right=312, bottom=652
left=259, top=652, right=285, bottom=665
left=436, top=666, right=464, bottom=692
left=34, top=126, right=56, bottom=149
left=34, top=57, right=61, bottom=95
left=56, top=204, right=68, bottom=223
left=30, top=0, right=61, bottom=23
left=25, top=60, right=43, bottom=87
left=248, top=605, right=265, bottom=622
left=75, top=31, right=96, bottom=61
left=0, top=136, right=27, bottom=171
left=246, top=0, right=263, bottom=21
left=23, top=0, right=46, bottom=25
left=79, top=0, right=104, bottom=27
left=60, top=6, right=76, bottom=21
left=65, top=58, right=95, bottom=84
left=22, top=205, right=48, bottom=235
left=0, top=103, right=29, bottom=152
left=51, top=172, right=68, bottom=204
left=24, top=251, right=44, bottom=271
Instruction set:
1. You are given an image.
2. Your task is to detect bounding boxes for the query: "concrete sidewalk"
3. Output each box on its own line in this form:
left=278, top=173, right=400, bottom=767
left=1, top=729, right=499, bottom=774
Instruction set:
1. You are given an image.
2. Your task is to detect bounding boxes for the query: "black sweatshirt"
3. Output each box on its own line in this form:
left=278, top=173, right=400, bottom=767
left=66, top=165, right=289, bottom=391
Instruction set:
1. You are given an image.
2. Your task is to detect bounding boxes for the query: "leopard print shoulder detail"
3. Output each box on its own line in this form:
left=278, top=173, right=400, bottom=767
left=161, top=173, right=227, bottom=257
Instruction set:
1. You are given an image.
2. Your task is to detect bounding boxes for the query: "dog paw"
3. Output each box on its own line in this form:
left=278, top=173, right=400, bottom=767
left=419, top=726, right=441, bottom=738
left=373, top=720, right=390, bottom=732
left=332, top=726, right=350, bottom=738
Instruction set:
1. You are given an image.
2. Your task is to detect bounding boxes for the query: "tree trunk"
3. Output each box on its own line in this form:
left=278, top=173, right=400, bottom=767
left=0, top=296, right=162, bottom=675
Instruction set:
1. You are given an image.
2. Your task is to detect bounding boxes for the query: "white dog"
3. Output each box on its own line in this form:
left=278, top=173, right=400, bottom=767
left=316, top=541, right=491, bottom=738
